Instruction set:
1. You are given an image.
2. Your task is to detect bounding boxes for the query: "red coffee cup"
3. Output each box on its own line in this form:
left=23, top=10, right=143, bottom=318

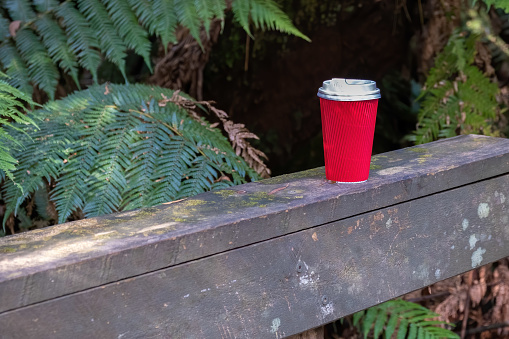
left=317, top=78, right=380, bottom=183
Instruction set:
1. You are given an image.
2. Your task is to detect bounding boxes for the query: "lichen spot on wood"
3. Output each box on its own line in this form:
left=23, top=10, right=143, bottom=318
left=213, top=190, right=236, bottom=198
left=0, top=247, right=16, bottom=253
left=408, top=147, right=428, bottom=153
left=469, top=234, right=478, bottom=250
left=471, top=247, right=486, bottom=268
left=183, top=199, right=207, bottom=206
left=386, top=218, right=392, bottom=229
left=321, top=303, right=334, bottom=318
left=377, top=166, right=407, bottom=176
left=477, top=203, right=490, bottom=219
left=270, top=318, right=281, bottom=333
left=495, top=191, right=506, bottom=204
left=462, top=219, right=469, bottom=230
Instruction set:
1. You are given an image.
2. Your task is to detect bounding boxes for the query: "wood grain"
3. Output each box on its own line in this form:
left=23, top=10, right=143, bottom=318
left=0, top=135, right=508, bottom=322
left=1, top=172, right=509, bottom=338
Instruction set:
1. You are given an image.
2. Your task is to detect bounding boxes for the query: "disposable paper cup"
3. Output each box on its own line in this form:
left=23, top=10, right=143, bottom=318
left=317, top=78, right=381, bottom=183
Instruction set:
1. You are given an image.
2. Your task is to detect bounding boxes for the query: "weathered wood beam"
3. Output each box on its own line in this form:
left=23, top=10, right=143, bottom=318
left=0, top=135, right=508, bottom=338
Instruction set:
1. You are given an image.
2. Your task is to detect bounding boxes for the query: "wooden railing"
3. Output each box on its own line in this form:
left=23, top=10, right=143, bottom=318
left=1, top=134, right=509, bottom=338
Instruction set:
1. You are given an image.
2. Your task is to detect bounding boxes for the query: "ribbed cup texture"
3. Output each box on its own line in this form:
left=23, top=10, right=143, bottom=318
left=319, top=98, right=378, bottom=182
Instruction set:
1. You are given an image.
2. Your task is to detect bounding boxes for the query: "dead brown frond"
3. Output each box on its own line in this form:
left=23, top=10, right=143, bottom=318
left=158, top=91, right=271, bottom=178
left=492, top=263, right=509, bottom=335
left=434, top=275, right=469, bottom=322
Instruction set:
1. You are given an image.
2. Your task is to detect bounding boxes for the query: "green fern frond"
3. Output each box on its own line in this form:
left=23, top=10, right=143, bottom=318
left=413, top=32, right=499, bottom=144
left=35, top=14, right=80, bottom=86
left=102, top=0, right=152, bottom=70
left=55, top=2, right=101, bottom=83
left=174, top=0, right=203, bottom=46
left=481, top=0, right=509, bottom=12
left=0, top=75, right=38, bottom=183
left=0, top=42, right=32, bottom=95
left=77, top=0, right=127, bottom=80
left=0, top=17, right=10, bottom=41
left=3, top=84, right=260, bottom=226
left=0, top=0, right=307, bottom=96
left=33, top=0, right=58, bottom=12
left=14, top=28, right=59, bottom=99
left=4, top=0, right=36, bottom=22
left=353, top=300, right=459, bottom=339
left=249, top=0, right=310, bottom=41
left=148, top=0, right=178, bottom=48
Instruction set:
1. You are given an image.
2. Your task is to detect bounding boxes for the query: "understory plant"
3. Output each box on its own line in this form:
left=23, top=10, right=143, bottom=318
left=412, top=32, right=499, bottom=144
left=0, top=0, right=310, bottom=231
left=412, top=0, right=509, bottom=144
left=353, top=299, right=459, bottom=339
left=0, top=0, right=309, bottom=99
left=1, top=84, right=264, bottom=227
left=0, top=74, right=37, bottom=182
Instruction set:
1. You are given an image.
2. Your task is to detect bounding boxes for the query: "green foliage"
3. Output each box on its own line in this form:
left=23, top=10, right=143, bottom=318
left=0, top=74, right=37, bottom=182
left=481, top=0, right=509, bottom=12
left=0, top=0, right=309, bottom=98
left=353, top=299, right=459, bottom=339
left=412, top=32, right=499, bottom=144
left=1, top=84, right=260, bottom=226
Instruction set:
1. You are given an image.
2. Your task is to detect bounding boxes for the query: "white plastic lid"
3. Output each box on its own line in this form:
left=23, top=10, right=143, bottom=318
left=317, top=78, right=381, bottom=101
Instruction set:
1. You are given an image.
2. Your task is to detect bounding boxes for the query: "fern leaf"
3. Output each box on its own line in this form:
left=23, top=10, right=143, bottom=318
left=152, top=0, right=179, bottom=47
left=396, top=319, right=408, bottom=339
left=407, top=323, right=418, bottom=339
left=0, top=16, right=10, bottom=41
left=384, top=311, right=399, bottom=339
left=0, top=75, right=37, bottom=185
left=55, top=2, right=101, bottom=83
left=249, top=0, right=310, bottom=41
left=35, top=14, right=80, bottom=86
left=34, top=184, right=51, bottom=220
left=77, top=0, right=127, bottom=80
left=14, top=28, right=59, bottom=99
left=83, top=109, right=135, bottom=217
left=122, top=119, right=161, bottom=209
left=373, top=307, right=388, bottom=339
left=355, top=300, right=458, bottom=339
left=194, top=0, right=222, bottom=37
left=102, top=0, right=152, bottom=71
left=362, top=307, right=377, bottom=339
left=4, top=84, right=260, bottom=224
left=232, top=0, right=252, bottom=36
left=4, top=0, right=36, bottom=22
left=0, top=42, right=32, bottom=95
left=33, top=0, right=58, bottom=12
left=174, top=0, right=203, bottom=46
left=53, top=104, right=115, bottom=222
left=208, top=0, right=227, bottom=28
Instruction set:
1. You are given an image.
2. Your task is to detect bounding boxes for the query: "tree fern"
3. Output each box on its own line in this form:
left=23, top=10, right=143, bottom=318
left=353, top=299, right=459, bottom=339
left=1, top=84, right=260, bottom=226
left=412, top=32, right=499, bottom=144
left=0, top=0, right=309, bottom=98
